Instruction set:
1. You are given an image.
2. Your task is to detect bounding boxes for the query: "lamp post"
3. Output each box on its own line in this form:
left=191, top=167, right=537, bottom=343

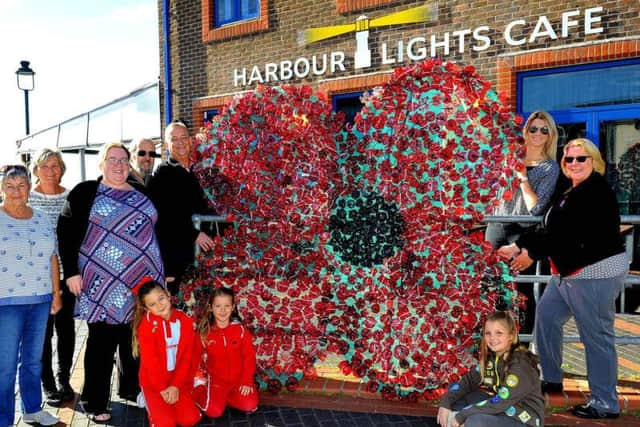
left=16, top=60, right=35, bottom=135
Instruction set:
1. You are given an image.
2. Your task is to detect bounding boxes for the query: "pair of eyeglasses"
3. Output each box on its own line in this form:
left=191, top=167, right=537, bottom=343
left=105, top=157, right=130, bottom=166
left=0, top=164, right=28, bottom=175
left=528, top=125, right=549, bottom=135
left=137, top=150, right=159, bottom=158
left=564, top=155, right=591, bottom=163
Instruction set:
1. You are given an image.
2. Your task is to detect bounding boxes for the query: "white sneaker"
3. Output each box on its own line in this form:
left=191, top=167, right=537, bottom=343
left=23, top=410, right=59, bottom=426
left=136, top=392, right=146, bottom=409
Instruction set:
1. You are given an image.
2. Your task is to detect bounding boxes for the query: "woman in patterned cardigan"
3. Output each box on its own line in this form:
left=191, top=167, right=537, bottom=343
left=58, top=142, right=164, bottom=423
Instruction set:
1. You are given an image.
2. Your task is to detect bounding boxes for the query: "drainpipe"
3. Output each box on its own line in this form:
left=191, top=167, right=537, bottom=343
left=162, top=0, right=172, bottom=125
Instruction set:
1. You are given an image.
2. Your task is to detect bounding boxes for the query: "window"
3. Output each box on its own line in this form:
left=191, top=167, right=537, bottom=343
left=333, top=92, right=366, bottom=127
left=518, top=59, right=640, bottom=113
left=202, top=0, right=269, bottom=42
left=204, top=109, right=219, bottom=125
left=215, top=0, right=259, bottom=27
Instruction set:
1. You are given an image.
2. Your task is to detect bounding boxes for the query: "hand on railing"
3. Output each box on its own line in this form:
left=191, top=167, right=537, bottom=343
left=196, top=231, right=214, bottom=251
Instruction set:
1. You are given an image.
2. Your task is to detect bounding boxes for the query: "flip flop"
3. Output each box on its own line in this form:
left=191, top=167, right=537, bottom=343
left=88, top=412, right=112, bottom=424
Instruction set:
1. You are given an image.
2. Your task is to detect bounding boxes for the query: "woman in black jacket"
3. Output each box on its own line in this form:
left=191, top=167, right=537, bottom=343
left=498, top=138, right=628, bottom=420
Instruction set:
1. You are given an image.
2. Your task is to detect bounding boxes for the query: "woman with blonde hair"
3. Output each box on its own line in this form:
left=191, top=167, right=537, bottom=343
left=486, top=110, right=560, bottom=334
left=29, top=148, right=76, bottom=403
left=499, top=138, right=628, bottom=419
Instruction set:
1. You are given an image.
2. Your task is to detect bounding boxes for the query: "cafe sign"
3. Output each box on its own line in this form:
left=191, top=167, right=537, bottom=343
left=232, top=4, right=604, bottom=87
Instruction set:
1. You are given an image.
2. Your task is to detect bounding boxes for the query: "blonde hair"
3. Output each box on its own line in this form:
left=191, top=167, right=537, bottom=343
left=523, top=110, right=558, bottom=161
left=561, top=138, right=605, bottom=176
left=31, top=148, right=66, bottom=184
left=478, top=311, right=519, bottom=383
left=98, top=142, right=130, bottom=170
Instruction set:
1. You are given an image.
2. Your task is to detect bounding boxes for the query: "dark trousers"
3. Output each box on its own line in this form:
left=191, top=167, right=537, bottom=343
left=41, top=290, right=76, bottom=389
left=81, top=322, right=139, bottom=413
left=485, top=222, right=547, bottom=335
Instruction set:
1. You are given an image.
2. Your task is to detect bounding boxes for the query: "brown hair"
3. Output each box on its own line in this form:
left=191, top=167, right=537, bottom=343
left=478, top=311, right=519, bottom=383
left=131, top=280, right=168, bottom=358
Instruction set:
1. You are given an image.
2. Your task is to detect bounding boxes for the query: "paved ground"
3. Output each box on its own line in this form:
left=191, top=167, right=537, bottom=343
left=12, top=314, right=640, bottom=426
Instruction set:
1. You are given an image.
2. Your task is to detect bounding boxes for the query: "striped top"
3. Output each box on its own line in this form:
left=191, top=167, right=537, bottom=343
left=29, top=189, right=69, bottom=278
left=0, top=207, right=57, bottom=305
left=76, top=184, right=164, bottom=324
left=29, top=190, right=70, bottom=225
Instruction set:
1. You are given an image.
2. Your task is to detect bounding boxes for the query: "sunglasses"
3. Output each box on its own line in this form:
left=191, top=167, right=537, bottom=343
left=528, top=125, right=549, bottom=135
left=137, top=150, right=159, bottom=158
left=564, top=155, right=591, bottom=163
left=0, top=164, right=29, bottom=175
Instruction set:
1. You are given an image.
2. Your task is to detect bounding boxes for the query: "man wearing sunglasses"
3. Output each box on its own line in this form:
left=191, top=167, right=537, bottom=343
left=129, top=138, right=158, bottom=186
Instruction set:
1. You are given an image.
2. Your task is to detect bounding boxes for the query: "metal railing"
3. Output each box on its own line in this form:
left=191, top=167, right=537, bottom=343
left=484, top=214, right=640, bottom=344
left=193, top=213, right=640, bottom=344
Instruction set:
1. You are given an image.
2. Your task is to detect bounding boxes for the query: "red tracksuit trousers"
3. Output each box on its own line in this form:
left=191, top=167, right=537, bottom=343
left=144, top=387, right=201, bottom=427
left=197, top=381, right=258, bottom=418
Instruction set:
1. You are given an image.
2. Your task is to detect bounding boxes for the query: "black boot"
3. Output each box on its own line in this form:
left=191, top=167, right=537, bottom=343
left=42, top=381, right=62, bottom=403
left=59, top=381, right=75, bottom=402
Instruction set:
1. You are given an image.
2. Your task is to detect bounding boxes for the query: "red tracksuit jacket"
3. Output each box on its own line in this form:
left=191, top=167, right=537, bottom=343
left=138, top=309, right=199, bottom=393
left=201, top=321, right=256, bottom=386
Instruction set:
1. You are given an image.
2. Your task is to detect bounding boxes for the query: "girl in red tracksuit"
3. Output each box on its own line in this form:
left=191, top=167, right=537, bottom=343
left=195, top=287, right=258, bottom=418
left=132, top=279, right=201, bottom=427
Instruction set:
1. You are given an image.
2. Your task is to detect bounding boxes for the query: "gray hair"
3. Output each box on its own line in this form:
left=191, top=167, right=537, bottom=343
left=1, top=164, right=31, bottom=188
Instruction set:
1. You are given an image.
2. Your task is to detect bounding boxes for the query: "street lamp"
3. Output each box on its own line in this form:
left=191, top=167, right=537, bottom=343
left=16, top=60, right=35, bottom=135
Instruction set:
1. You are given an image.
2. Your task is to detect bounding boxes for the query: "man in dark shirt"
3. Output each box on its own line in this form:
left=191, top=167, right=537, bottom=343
left=147, top=122, right=214, bottom=294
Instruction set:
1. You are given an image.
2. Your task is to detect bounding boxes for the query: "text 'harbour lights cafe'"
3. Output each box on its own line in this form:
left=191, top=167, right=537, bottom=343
left=163, top=0, right=640, bottom=262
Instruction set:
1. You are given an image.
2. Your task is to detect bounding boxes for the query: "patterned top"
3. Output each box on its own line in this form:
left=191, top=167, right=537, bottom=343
left=76, top=184, right=164, bottom=324
left=568, top=252, right=629, bottom=280
left=0, top=208, right=57, bottom=305
left=495, top=160, right=560, bottom=224
left=29, top=189, right=69, bottom=278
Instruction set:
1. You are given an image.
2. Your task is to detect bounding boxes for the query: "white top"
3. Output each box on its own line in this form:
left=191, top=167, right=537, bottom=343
left=0, top=208, right=57, bottom=305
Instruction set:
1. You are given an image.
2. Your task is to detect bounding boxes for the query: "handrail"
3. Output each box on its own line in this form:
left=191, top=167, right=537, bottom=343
left=192, top=213, right=640, bottom=343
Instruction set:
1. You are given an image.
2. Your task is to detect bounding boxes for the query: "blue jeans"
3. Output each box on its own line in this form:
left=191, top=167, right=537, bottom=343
left=0, top=302, right=50, bottom=426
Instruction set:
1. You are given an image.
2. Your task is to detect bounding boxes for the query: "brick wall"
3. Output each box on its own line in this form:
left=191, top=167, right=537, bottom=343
left=157, top=0, right=640, bottom=131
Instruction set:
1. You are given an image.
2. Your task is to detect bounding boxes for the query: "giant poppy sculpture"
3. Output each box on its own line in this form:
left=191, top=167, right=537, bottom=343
left=183, top=59, right=524, bottom=400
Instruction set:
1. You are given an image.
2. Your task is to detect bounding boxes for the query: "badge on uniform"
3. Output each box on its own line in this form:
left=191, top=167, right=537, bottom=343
left=498, top=386, right=510, bottom=399
left=506, top=374, right=519, bottom=388
left=518, top=411, right=531, bottom=423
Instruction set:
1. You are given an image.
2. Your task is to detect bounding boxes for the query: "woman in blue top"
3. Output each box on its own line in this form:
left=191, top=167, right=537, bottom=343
left=0, top=165, right=60, bottom=427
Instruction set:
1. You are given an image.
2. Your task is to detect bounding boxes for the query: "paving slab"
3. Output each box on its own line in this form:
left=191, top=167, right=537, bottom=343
left=12, top=315, right=640, bottom=426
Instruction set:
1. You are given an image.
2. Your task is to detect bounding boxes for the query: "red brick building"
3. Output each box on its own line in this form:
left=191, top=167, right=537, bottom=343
left=159, top=0, right=640, bottom=219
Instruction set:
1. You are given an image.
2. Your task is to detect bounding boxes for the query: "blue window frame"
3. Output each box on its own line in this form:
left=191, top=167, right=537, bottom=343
left=332, top=91, right=366, bottom=127
left=518, top=59, right=640, bottom=148
left=518, top=59, right=640, bottom=115
left=215, top=0, right=260, bottom=27
left=204, top=109, right=218, bottom=125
